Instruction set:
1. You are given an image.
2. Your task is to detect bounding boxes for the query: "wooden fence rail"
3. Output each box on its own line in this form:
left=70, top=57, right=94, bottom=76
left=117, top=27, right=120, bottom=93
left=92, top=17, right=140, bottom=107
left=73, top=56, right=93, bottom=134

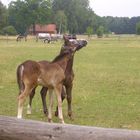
left=0, top=115, right=140, bottom=140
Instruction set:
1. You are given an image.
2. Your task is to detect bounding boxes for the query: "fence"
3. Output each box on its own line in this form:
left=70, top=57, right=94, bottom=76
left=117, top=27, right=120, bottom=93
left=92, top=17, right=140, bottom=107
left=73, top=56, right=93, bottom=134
left=0, top=115, right=140, bottom=140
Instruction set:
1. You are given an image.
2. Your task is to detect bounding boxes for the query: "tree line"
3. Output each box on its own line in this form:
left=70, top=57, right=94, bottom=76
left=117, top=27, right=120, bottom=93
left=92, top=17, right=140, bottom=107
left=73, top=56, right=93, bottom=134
left=0, top=0, right=140, bottom=35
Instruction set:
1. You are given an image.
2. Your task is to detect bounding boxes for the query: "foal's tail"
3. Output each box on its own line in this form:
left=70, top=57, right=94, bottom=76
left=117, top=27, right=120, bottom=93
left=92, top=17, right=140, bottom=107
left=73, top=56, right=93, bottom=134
left=16, top=64, right=25, bottom=95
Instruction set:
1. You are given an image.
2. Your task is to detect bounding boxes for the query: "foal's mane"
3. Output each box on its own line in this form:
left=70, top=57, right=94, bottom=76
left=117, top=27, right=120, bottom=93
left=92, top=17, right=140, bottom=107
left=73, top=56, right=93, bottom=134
left=52, top=47, right=70, bottom=63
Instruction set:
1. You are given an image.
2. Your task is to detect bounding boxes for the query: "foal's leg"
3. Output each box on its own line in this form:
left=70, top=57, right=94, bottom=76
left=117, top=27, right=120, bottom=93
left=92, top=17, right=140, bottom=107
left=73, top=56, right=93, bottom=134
left=66, top=84, right=73, bottom=119
left=48, top=89, right=53, bottom=123
left=17, top=86, right=32, bottom=119
left=40, top=87, right=48, bottom=115
left=55, top=87, right=66, bottom=117
left=55, top=85, right=64, bottom=124
left=17, top=92, right=25, bottom=119
left=27, top=88, right=36, bottom=115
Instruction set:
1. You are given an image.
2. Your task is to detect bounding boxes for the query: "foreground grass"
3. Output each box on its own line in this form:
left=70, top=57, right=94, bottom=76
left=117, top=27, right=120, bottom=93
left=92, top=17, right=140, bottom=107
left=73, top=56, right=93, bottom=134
left=0, top=36, right=140, bottom=130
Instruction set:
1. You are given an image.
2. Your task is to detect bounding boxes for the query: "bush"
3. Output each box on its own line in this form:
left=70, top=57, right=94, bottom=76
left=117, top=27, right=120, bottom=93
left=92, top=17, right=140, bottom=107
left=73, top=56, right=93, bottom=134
left=86, top=26, right=93, bottom=37
left=2, top=26, right=17, bottom=35
left=96, top=26, right=104, bottom=38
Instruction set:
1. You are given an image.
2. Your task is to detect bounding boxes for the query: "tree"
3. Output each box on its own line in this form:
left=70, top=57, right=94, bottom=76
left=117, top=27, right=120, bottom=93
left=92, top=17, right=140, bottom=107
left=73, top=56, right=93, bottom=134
left=0, top=1, right=8, bottom=32
left=2, top=25, right=17, bottom=35
left=54, top=10, right=67, bottom=34
left=136, top=22, right=140, bottom=35
left=102, top=16, right=140, bottom=34
left=52, top=0, right=94, bottom=34
left=52, top=0, right=77, bottom=33
left=8, top=0, right=28, bottom=34
left=96, top=26, right=104, bottom=38
left=8, top=0, right=52, bottom=34
left=86, top=26, right=93, bottom=37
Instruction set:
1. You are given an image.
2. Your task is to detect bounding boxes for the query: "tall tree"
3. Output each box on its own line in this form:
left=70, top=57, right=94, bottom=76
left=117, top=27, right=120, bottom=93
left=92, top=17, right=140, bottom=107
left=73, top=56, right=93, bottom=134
left=103, top=16, right=140, bottom=34
left=86, top=26, right=93, bottom=37
left=52, top=0, right=94, bottom=33
left=8, top=0, right=52, bottom=34
left=54, top=10, right=67, bottom=33
left=96, top=26, right=104, bottom=37
left=0, top=1, right=8, bottom=31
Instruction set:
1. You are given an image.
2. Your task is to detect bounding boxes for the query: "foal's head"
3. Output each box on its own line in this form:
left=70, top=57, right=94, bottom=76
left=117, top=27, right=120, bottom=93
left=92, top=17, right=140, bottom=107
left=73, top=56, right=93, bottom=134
left=61, top=35, right=87, bottom=53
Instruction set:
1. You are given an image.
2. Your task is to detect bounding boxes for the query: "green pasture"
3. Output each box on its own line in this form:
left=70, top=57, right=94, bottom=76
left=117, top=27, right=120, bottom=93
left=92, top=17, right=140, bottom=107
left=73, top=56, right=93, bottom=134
left=0, top=35, right=140, bottom=130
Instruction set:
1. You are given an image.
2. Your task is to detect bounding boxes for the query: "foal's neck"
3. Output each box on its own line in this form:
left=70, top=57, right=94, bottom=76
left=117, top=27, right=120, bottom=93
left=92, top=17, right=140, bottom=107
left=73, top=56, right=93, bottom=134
left=55, top=54, right=72, bottom=71
left=65, top=55, right=74, bottom=73
left=59, top=49, right=74, bottom=72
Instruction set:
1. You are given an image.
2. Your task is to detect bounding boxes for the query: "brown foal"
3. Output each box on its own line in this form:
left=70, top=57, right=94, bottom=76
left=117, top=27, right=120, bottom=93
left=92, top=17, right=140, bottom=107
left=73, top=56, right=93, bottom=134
left=17, top=36, right=87, bottom=123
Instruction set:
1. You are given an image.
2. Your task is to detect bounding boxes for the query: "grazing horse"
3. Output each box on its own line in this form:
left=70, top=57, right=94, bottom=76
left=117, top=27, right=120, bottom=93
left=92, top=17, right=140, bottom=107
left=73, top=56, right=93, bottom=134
left=16, top=33, right=27, bottom=42
left=16, top=36, right=87, bottom=123
left=27, top=35, right=85, bottom=119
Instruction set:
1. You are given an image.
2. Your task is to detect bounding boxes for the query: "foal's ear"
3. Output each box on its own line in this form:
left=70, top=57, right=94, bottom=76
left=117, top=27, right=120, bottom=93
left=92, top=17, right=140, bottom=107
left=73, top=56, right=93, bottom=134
left=63, top=35, right=69, bottom=45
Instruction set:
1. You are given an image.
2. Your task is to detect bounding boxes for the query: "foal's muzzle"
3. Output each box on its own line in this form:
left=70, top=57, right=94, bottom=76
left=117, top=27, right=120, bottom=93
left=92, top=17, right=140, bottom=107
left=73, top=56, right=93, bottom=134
left=76, top=40, right=87, bottom=50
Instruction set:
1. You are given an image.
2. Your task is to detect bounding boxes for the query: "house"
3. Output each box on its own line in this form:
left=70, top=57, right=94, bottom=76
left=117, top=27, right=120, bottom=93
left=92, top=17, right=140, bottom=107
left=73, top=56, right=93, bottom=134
left=29, top=24, right=57, bottom=35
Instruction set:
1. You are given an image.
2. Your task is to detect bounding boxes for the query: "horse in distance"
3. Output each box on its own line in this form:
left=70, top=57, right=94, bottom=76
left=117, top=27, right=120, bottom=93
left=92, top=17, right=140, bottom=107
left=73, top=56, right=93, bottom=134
left=16, top=32, right=28, bottom=42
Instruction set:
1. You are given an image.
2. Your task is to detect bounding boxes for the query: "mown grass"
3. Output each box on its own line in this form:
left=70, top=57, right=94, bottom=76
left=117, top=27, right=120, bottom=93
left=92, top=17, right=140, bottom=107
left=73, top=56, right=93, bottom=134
left=0, top=35, right=140, bottom=130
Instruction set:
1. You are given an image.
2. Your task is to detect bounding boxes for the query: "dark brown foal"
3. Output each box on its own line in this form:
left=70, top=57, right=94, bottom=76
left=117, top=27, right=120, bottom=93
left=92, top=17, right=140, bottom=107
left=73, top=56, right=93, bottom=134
left=17, top=36, right=87, bottom=123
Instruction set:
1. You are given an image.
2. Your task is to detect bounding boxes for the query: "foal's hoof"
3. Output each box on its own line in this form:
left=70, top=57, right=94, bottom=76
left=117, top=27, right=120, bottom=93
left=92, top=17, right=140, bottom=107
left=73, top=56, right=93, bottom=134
left=17, top=115, right=22, bottom=119
left=44, top=110, right=48, bottom=116
left=27, top=105, right=32, bottom=115
left=60, top=119, right=65, bottom=124
left=68, top=112, right=74, bottom=121
left=48, top=118, right=53, bottom=123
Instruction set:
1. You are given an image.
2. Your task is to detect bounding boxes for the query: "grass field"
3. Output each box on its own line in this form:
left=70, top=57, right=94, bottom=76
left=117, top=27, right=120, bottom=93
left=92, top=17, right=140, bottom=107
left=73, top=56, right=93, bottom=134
left=0, top=35, right=140, bottom=130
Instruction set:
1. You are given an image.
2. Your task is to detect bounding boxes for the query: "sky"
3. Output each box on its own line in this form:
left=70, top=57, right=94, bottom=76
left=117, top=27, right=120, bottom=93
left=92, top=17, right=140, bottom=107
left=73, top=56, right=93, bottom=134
left=89, top=0, right=140, bottom=17
left=1, top=0, right=140, bottom=17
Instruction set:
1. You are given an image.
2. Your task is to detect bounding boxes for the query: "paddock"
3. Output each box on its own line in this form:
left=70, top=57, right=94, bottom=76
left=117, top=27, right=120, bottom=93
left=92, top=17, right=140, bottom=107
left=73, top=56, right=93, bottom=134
left=0, top=35, right=140, bottom=129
